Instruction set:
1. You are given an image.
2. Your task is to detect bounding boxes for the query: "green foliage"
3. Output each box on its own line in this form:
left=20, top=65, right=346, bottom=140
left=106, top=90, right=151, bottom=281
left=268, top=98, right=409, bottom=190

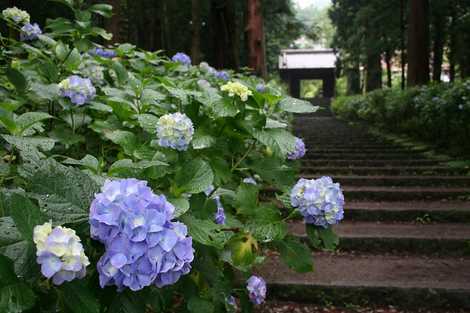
left=332, top=80, right=470, bottom=155
left=0, top=2, right=331, bottom=312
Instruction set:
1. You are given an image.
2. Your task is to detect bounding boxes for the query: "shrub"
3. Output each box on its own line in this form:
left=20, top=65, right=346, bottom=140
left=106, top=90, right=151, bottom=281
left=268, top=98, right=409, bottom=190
left=332, top=81, right=470, bottom=155
left=0, top=2, right=343, bottom=312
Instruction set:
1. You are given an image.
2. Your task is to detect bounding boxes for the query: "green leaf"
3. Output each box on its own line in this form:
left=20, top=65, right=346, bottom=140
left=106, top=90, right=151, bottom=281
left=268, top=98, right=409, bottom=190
left=55, top=42, right=70, bottom=61
left=175, top=159, right=214, bottom=194
left=107, top=292, right=146, bottom=313
left=28, top=158, right=100, bottom=225
left=136, top=114, right=159, bottom=134
left=0, top=108, right=17, bottom=134
left=275, top=236, right=313, bottom=273
left=9, top=194, right=42, bottom=240
left=235, top=184, right=258, bottom=216
left=265, top=118, right=287, bottom=129
left=228, top=234, right=258, bottom=267
left=64, top=48, right=82, bottom=71
left=0, top=283, right=36, bottom=313
left=88, top=4, right=113, bottom=17
left=15, top=112, right=52, bottom=136
left=63, top=155, right=100, bottom=173
left=6, top=68, right=27, bottom=93
left=168, top=197, right=190, bottom=218
left=3, top=135, right=56, bottom=152
left=251, top=157, right=296, bottom=188
left=0, top=256, right=17, bottom=287
left=211, top=97, right=238, bottom=117
left=90, top=27, right=112, bottom=40
left=246, top=222, right=287, bottom=243
left=187, top=297, right=214, bottom=313
left=104, top=130, right=139, bottom=156
left=61, top=281, right=99, bottom=313
left=253, top=128, right=297, bottom=157
left=108, top=159, right=167, bottom=176
left=279, top=97, right=319, bottom=113
left=181, top=215, right=229, bottom=249
left=192, top=130, right=216, bottom=150
left=111, top=61, right=129, bottom=85
left=306, top=225, right=339, bottom=251
left=0, top=217, right=23, bottom=249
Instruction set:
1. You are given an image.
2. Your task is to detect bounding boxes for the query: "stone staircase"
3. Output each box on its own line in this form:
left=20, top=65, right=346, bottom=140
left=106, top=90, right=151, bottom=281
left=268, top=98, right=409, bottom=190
left=259, top=105, right=470, bottom=311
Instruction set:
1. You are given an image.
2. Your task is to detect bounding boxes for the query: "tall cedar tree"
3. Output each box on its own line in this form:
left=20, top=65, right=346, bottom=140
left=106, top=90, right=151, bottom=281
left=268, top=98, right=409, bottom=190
left=407, top=0, right=430, bottom=86
left=246, top=0, right=267, bottom=78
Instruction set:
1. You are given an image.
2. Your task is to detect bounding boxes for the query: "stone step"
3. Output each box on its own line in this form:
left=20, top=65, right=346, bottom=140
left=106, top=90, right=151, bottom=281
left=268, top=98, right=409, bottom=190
left=289, top=221, right=470, bottom=256
left=259, top=252, right=470, bottom=309
left=304, top=153, right=430, bottom=160
left=302, top=166, right=468, bottom=176
left=303, top=144, right=413, bottom=150
left=311, top=148, right=430, bottom=154
left=345, top=200, right=470, bottom=223
left=343, top=186, right=470, bottom=201
left=302, top=159, right=441, bottom=167
left=300, top=175, right=470, bottom=187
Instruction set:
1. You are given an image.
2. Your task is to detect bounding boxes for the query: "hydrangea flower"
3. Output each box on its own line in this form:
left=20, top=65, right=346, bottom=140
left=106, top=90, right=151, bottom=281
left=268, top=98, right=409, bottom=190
left=90, top=179, right=194, bottom=291
left=216, top=71, right=230, bottom=81
left=20, top=23, right=42, bottom=41
left=33, top=222, right=89, bottom=285
left=243, top=177, right=257, bottom=185
left=246, top=275, right=266, bottom=305
left=58, top=75, right=96, bottom=106
left=2, top=7, right=30, bottom=24
left=221, top=82, right=253, bottom=102
left=90, top=47, right=116, bottom=58
left=290, top=177, right=344, bottom=227
left=172, top=52, right=191, bottom=66
left=287, top=137, right=306, bottom=160
left=156, top=112, right=194, bottom=151
left=205, top=185, right=226, bottom=225
left=256, top=84, right=266, bottom=93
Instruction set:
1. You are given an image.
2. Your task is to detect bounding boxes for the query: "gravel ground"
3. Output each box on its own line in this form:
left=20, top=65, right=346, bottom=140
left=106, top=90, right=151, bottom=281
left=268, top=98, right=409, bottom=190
left=254, top=302, right=469, bottom=313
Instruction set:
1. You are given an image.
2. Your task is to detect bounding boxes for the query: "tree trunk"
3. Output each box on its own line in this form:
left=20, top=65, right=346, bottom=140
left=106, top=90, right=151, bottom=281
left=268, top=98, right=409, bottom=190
left=209, top=0, right=239, bottom=70
left=366, top=52, right=382, bottom=92
left=400, top=0, right=406, bottom=89
left=105, top=0, right=122, bottom=43
left=191, top=0, right=202, bottom=64
left=346, top=64, right=361, bottom=95
left=246, top=0, right=267, bottom=78
left=385, top=50, right=393, bottom=88
left=448, top=3, right=457, bottom=82
left=407, top=0, right=430, bottom=86
left=431, top=9, right=446, bottom=82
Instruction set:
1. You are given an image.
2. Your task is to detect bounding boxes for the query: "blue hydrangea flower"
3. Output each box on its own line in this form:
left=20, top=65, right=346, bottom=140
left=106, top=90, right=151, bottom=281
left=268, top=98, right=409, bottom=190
left=90, top=47, right=116, bottom=58
left=287, top=137, right=306, bottom=160
left=243, top=177, right=257, bottom=185
left=246, top=275, right=266, bottom=305
left=226, top=295, right=237, bottom=308
left=172, top=52, right=191, bottom=66
left=20, top=23, right=41, bottom=41
left=256, top=84, right=266, bottom=93
left=58, top=75, right=96, bottom=106
left=33, top=222, right=89, bottom=285
left=90, top=179, right=194, bottom=291
left=290, top=177, right=344, bottom=227
left=216, top=71, right=230, bottom=81
left=214, top=207, right=226, bottom=225
left=156, top=112, right=194, bottom=151
left=2, top=7, right=30, bottom=24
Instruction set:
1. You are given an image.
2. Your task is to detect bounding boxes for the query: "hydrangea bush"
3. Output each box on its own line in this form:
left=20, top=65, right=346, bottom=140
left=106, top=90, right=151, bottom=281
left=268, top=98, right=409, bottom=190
left=0, top=2, right=341, bottom=312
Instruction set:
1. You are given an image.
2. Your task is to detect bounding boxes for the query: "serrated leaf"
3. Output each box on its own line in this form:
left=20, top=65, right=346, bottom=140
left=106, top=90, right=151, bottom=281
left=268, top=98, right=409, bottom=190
left=168, top=197, right=190, bottom=218
left=235, top=184, right=258, bottom=216
left=265, top=118, right=287, bottom=129
left=61, top=281, right=99, bottom=313
left=10, top=194, right=42, bottom=240
left=6, top=68, right=27, bottom=93
left=246, top=222, right=287, bottom=243
left=275, top=236, right=313, bottom=273
left=137, top=114, right=159, bottom=134
left=0, top=108, right=17, bottom=134
left=0, top=282, right=36, bottom=313
left=111, top=61, right=128, bottom=85
left=55, top=42, right=69, bottom=61
left=187, top=297, right=214, bottom=313
left=252, top=128, right=297, bottom=157
left=279, top=97, right=318, bottom=113
left=3, top=135, right=56, bottom=152
left=181, top=215, right=229, bottom=249
left=192, top=130, right=215, bottom=150
left=175, top=159, right=214, bottom=194
left=88, top=4, right=113, bottom=17
left=228, top=234, right=258, bottom=267
left=15, top=112, right=52, bottom=136
left=108, top=159, right=167, bottom=176
left=29, top=158, right=100, bottom=225
left=104, top=130, right=138, bottom=156
left=306, top=224, right=339, bottom=251
left=63, top=155, right=100, bottom=173
left=0, top=256, right=17, bottom=287
left=64, top=48, right=82, bottom=71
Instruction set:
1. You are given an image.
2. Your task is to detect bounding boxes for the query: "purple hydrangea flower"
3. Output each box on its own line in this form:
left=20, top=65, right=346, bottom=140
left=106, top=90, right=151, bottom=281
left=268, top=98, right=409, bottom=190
left=58, top=75, right=96, bottom=106
left=20, top=23, right=41, bottom=41
left=246, top=275, right=267, bottom=305
left=287, top=137, right=306, bottom=160
left=156, top=112, right=194, bottom=151
left=90, top=47, right=116, bottom=58
left=290, top=177, right=344, bottom=227
left=214, top=207, right=226, bottom=225
left=172, top=52, right=191, bottom=66
left=90, top=179, right=194, bottom=291
left=227, top=295, right=237, bottom=308
left=256, top=84, right=266, bottom=93
left=216, top=71, right=230, bottom=81
left=33, top=222, right=89, bottom=285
